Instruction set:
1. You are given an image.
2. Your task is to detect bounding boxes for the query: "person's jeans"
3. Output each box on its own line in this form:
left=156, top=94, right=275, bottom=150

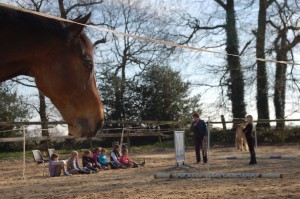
left=194, top=135, right=207, bottom=163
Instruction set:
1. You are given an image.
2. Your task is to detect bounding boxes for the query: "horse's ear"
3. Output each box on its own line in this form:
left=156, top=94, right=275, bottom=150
left=69, top=13, right=91, bottom=37
left=72, top=15, right=82, bottom=21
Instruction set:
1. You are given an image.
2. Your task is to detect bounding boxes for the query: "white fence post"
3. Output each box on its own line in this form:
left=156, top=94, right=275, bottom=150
left=22, top=126, right=26, bottom=180
left=255, top=125, right=257, bottom=148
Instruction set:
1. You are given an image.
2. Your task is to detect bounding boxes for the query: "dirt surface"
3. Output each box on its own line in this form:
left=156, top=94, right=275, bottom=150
left=0, top=145, right=299, bottom=199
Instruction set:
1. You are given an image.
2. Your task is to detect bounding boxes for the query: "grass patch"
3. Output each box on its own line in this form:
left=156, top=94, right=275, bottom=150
left=0, top=151, right=32, bottom=160
left=129, top=141, right=175, bottom=153
left=0, top=149, right=82, bottom=161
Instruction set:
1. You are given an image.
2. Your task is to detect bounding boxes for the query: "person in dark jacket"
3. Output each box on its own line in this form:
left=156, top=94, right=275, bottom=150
left=82, top=150, right=102, bottom=173
left=242, top=115, right=257, bottom=165
left=190, top=112, right=208, bottom=163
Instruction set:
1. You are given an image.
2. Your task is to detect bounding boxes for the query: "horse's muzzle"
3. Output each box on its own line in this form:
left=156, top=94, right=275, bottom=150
left=75, top=117, right=103, bottom=138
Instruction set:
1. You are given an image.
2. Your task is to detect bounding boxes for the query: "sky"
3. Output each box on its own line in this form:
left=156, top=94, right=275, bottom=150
left=2, top=0, right=300, bottom=131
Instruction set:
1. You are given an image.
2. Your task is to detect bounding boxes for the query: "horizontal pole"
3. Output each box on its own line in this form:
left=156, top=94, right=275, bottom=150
left=233, top=118, right=300, bottom=122
left=0, top=136, right=74, bottom=142
left=0, top=121, right=66, bottom=126
left=154, top=173, right=283, bottom=179
left=0, top=132, right=168, bottom=143
left=215, top=155, right=297, bottom=160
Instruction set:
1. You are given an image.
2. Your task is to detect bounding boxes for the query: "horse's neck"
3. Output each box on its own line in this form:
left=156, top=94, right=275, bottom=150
left=0, top=29, right=59, bottom=82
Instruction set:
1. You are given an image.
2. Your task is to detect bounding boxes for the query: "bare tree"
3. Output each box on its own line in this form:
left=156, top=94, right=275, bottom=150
left=268, top=0, right=300, bottom=129
left=213, top=0, right=246, bottom=119
left=95, top=0, right=178, bottom=120
left=255, top=0, right=275, bottom=129
left=167, top=0, right=255, bottom=120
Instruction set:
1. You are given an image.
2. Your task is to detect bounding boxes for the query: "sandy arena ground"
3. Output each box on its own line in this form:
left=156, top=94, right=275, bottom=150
left=0, top=145, right=299, bottom=199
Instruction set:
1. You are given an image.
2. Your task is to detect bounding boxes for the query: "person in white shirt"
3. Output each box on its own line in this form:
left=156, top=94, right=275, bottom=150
left=110, top=144, right=122, bottom=168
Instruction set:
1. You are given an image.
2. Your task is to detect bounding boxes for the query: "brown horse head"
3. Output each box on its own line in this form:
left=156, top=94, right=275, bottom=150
left=0, top=5, right=104, bottom=137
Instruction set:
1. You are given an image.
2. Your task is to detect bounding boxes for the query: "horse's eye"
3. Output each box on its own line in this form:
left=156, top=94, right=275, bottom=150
left=83, top=55, right=93, bottom=70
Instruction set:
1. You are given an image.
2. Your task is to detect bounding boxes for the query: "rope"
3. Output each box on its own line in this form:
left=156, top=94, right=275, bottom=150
left=1, top=3, right=299, bottom=66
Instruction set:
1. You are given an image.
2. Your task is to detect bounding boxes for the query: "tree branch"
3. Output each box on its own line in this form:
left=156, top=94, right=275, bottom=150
left=65, top=1, right=104, bottom=15
left=93, top=38, right=107, bottom=47
left=267, top=19, right=281, bottom=31
left=286, top=34, right=300, bottom=51
left=179, top=16, right=225, bottom=45
left=267, top=0, right=276, bottom=7
left=214, top=0, right=227, bottom=9
left=11, top=78, right=36, bottom=88
left=58, top=0, right=67, bottom=19
left=240, top=37, right=255, bottom=56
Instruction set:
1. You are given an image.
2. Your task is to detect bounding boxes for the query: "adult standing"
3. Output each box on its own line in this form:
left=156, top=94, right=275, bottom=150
left=191, top=112, right=208, bottom=163
left=243, top=115, right=257, bottom=165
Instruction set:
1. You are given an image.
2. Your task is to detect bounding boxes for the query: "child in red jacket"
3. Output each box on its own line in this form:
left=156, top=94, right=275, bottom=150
left=119, top=149, right=145, bottom=168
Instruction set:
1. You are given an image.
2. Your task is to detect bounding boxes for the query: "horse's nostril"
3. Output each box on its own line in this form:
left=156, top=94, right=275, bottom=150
left=96, top=120, right=103, bottom=131
left=76, top=118, right=103, bottom=137
left=78, top=117, right=89, bottom=130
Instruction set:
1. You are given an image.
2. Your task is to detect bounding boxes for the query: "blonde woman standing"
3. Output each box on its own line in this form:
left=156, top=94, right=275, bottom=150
left=243, top=115, right=257, bottom=165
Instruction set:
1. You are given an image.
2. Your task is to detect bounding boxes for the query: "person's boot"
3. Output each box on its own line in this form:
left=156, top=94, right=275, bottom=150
left=249, top=153, right=257, bottom=165
left=203, top=155, right=208, bottom=163
left=140, top=159, right=146, bottom=166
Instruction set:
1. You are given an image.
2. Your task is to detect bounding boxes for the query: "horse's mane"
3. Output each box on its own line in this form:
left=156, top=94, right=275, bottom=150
left=0, top=5, right=67, bottom=40
left=0, top=4, right=93, bottom=52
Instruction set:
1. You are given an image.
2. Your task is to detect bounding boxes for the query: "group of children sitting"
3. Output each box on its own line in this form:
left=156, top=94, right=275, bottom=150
left=49, top=144, right=146, bottom=177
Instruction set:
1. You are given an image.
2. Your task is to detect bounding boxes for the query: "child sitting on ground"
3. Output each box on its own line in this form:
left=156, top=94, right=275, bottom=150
left=49, top=153, right=70, bottom=177
left=67, top=151, right=91, bottom=174
left=92, top=147, right=102, bottom=163
left=82, top=150, right=102, bottom=173
left=110, top=144, right=123, bottom=168
left=120, top=149, right=145, bottom=168
left=98, top=148, right=119, bottom=169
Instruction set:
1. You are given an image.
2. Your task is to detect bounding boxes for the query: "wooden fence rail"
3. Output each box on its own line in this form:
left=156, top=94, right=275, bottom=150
left=1, top=118, right=299, bottom=144
left=0, top=131, right=171, bottom=144
left=2, top=118, right=299, bottom=127
left=0, top=120, right=182, bottom=127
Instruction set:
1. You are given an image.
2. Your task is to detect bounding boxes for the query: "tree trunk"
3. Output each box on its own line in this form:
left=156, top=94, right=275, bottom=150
left=112, top=64, right=126, bottom=121
left=38, top=91, right=49, bottom=151
left=120, top=65, right=126, bottom=120
left=113, top=47, right=128, bottom=120
left=224, top=0, right=246, bottom=119
left=58, top=0, right=67, bottom=19
left=39, top=91, right=48, bottom=136
left=274, top=52, right=287, bottom=130
left=112, top=76, right=122, bottom=120
left=256, top=0, right=270, bottom=128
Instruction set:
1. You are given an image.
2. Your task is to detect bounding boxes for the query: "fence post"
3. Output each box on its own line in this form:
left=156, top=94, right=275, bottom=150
left=126, top=129, right=131, bottom=149
left=158, top=125, right=162, bottom=148
left=221, top=115, right=227, bottom=130
left=22, top=126, right=26, bottom=180
left=254, top=125, right=258, bottom=148
left=207, top=117, right=211, bottom=179
left=120, top=128, right=124, bottom=149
